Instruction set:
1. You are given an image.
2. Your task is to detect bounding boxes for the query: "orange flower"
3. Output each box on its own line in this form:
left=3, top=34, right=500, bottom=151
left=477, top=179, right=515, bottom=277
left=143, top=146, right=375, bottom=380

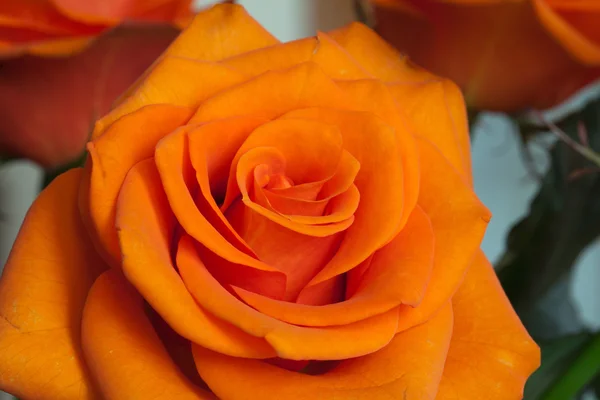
left=371, top=0, right=600, bottom=111
left=0, top=0, right=192, bottom=167
left=0, top=5, right=539, bottom=399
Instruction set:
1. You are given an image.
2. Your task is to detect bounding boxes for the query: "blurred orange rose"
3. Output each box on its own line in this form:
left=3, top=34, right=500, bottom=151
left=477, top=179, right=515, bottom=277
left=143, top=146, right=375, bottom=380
left=0, top=5, right=539, bottom=400
left=0, top=0, right=192, bottom=167
left=371, top=0, right=600, bottom=112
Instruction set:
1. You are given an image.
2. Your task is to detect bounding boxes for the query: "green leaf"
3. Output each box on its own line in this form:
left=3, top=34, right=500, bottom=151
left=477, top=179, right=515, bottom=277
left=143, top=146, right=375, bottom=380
left=496, top=99, right=600, bottom=318
left=592, top=373, right=600, bottom=399
left=541, top=332, right=600, bottom=400
left=525, top=333, right=593, bottom=399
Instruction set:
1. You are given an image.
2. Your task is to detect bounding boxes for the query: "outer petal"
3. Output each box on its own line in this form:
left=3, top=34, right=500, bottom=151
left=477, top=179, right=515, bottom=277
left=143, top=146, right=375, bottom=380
left=95, top=3, right=278, bottom=135
left=163, top=4, right=277, bottom=61
left=0, top=25, right=179, bottom=167
left=389, top=78, right=471, bottom=183
left=81, top=269, right=214, bottom=400
left=189, top=63, right=352, bottom=125
left=328, top=21, right=434, bottom=83
left=193, top=304, right=453, bottom=400
left=436, top=251, right=540, bottom=399
left=96, top=57, right=246, bottom=137
left=81, top=103, right=193, bottom=265
left=0, top=169, right=105, bottom=399
left=396, top=138, right=491, bottom=332
left=223, top=32, right=370, bottom=80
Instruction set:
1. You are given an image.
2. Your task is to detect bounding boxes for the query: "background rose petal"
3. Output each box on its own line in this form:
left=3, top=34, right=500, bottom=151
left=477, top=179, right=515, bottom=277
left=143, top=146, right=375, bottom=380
left=0, top=25, right=179, bottom=167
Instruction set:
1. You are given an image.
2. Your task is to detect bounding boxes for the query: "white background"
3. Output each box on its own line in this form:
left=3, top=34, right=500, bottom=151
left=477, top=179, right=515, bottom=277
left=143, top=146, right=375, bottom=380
left=1, top=0, right=599, bottom=398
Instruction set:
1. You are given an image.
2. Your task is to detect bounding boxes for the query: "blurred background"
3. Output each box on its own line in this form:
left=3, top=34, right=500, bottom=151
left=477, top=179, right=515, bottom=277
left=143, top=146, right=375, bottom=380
left=1, top=0, right=599, bottom=399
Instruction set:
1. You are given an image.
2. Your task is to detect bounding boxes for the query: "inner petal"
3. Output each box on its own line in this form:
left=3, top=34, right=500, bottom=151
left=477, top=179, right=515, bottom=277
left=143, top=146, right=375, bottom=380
left=257, top=150, right=361, bottom=222
left=226, top=199, right=343, bottom=302
left=279, top=108, right=406, bottom=292
left=187, top=116, right=270, bottom=256
left=221, top=118, right=344, bottom=212
left=233, top=147, right=354, bottom=237
left=268, top=181, right=324, bottom=201
left=154, top=129, right=285, bottom=286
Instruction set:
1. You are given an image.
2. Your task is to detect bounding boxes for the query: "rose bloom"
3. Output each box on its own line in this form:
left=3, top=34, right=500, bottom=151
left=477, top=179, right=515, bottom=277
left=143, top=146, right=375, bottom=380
left=0, top=4, right=540, bottom=400
left=370, top=0, right=600, bottom=112
left=0, top=0, right=192, bottom=167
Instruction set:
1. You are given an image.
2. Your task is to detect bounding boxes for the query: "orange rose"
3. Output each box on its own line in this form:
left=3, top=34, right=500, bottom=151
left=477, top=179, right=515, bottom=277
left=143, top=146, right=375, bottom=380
left=370, top=0, right=600, bottom=112
left=0, top=5, right=539, bottom=399
left=0, top=0, right=192, bottom=167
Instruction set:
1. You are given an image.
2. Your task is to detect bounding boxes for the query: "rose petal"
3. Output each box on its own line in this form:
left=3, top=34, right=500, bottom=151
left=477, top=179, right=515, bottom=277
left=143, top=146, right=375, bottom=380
left=95, top=57, right=246, bottom=137
left=223, top=32, right=370, bottom=80
left=264, top=183, right=360, bottom=224
left=267, top=180, right=324, bottom=201
left=0, top=169, right=105, bottom=399
left=372, top=0, right=600, bottom=111
left=222, top=118, right=344, bottom=209
left=154, top=128, right=285, bottom=278
left=234, top=146, right=354, bottom=237
left=279, top=108, right=404, bottom=290
left=233, top=205, right=433, bottom=326
left=193, top=303, right=453, bottom=400
left=335, top=79, right=420, bottom=228
left=534, top=0, right=600, bottom=65
left=51, top=0, right=191, bottom=25
left=261, top=148, right=361, bottom=225
left=328, top=21, right=433, bottom=83
left=177, top=235, right=399, bottom=360
left=164, top=4, right=278, bottom=61
left=0, top=25, right=179, bottom=167
left=296, top=274, right=347, bottom=306
left=93, top=3, right=278, bottom=137
left=388, top=78, right=472, bottom=183
left=116, top=158, right=276, bottom=358
left=312, top=149, right=361, bottom=200
left=227, top=198, right=344, bottom=301
left=189, top=62, right=353, bottom=125
left=81, top=269, right=215, bottom=399
left=396, top=137, right=491, bottom=332
left=7, top=35, right=92, bottom=57
left=262, top=188, right=329, bottom=217
left=0, top=0, right=99, bottom=39
left=436, top=251, right=540, bottom=399
left=193, top=239, right=287, bottom=300
left=187, top=117, right=270, bottom=256
left=82, top=103, right=193, bottom=265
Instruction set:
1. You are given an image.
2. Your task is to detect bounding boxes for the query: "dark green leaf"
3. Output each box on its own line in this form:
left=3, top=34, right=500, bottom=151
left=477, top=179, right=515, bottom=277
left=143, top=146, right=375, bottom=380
left=541, top=332, right=600, bottom=400
left=525, top=332, right=593, bottom=399
left=496, top=99, right=600, bottom=318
